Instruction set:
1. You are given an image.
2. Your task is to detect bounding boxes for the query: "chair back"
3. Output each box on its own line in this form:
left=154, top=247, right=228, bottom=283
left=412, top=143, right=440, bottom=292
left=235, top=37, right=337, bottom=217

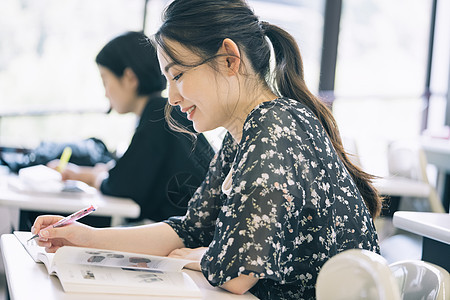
left=389, top=260, right=450, bottom=300
left=387, top=141, right=422, bottom=180
left=386, top=140, right=445, bottom=213
left=342, top=136, right=362, bottom=168
left=316, top=249, right=401, bottom=300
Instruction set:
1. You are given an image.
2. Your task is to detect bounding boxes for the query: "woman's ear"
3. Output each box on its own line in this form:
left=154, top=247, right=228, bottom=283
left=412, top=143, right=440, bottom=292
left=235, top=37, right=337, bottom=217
left=221, top=38, right=241, bottom=76
left=122, top=67, right=139, bottom=90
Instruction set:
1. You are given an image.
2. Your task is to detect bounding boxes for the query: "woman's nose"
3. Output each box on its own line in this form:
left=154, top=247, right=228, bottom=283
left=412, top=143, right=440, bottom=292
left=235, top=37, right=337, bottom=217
left=167, top=85, right=182, bottom=107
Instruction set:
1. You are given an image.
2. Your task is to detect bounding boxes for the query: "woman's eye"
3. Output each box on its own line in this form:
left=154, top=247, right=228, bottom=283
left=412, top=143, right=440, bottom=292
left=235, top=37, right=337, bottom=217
left=172, top=72, right=183, bottom=81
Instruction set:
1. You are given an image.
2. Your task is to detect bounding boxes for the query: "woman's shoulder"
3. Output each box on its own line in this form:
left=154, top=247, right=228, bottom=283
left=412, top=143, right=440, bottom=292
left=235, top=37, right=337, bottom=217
left=244, top=97, right=317, bottom=131
left=249, top=97, right=314, bottom=120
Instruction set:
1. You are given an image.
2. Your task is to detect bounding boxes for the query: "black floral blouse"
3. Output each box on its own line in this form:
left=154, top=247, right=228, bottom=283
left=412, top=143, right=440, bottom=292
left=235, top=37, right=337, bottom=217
left=165, top=97, right=380, bottom=299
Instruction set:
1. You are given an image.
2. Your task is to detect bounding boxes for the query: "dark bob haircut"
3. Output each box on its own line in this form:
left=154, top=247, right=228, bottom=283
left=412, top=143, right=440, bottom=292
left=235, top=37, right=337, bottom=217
left=96, top=31, right=166, bottom=96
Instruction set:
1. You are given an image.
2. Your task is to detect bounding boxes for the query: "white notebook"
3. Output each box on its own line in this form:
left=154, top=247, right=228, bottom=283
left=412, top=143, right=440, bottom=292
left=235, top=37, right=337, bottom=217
left=9, top=165, right=96, bottom=197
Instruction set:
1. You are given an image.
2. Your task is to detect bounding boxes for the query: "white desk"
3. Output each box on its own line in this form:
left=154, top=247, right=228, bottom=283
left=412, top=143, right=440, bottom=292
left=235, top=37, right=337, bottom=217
left=373, top=177, right=430, bottom=198
left=0, top=174, right=140, bottom=226
left=393, top=211, right=450, bottom=272
left=372, top=177, right=434, bottom=216
left=0, top=234, right=257, bottom=300
left=393, top=211, right=450, bottom=244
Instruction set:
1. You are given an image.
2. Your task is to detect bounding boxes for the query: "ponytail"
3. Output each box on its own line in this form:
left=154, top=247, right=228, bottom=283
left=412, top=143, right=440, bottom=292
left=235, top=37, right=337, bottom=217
left=262, top=22, right=383, bottom=218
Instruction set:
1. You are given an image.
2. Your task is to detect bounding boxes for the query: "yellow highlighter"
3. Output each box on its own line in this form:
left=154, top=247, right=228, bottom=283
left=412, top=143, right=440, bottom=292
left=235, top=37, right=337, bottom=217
left=57, top=146, right=72, bottom=172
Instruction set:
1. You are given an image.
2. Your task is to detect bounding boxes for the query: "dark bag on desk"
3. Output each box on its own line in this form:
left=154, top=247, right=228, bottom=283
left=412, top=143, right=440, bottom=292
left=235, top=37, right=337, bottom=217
left=0, top=137, right=115, bottom=173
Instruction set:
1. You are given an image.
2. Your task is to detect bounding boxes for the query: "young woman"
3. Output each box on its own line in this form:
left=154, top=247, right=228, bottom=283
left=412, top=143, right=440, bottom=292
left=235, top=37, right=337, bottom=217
left=48, top=31, right=215, bottom=222
left=33, top=1, right=382, bottom=299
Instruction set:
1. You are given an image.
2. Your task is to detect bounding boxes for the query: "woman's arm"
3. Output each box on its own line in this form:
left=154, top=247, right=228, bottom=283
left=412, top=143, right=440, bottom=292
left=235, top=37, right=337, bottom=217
left=167, top=247, right=258, bottom=295
left=221, top=275, right=259, bottom=295
left=91, top=222, right=185, bottom=255
left=33, top=216, right=184, bottom=256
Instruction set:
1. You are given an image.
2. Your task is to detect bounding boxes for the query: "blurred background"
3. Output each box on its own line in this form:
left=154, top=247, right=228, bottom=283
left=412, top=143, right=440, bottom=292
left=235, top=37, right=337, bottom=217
left=1, top=0, right=449, bottom=177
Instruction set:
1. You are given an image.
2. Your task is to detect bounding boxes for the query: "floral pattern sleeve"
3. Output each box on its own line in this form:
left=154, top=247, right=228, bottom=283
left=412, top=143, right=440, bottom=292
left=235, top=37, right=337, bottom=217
left=200, top=98, right=379, bottom=300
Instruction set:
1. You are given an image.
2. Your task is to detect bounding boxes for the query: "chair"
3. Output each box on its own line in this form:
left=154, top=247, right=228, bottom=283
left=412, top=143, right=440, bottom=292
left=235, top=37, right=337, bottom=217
left=316, top=249, right=450, bottom=300
left=316, top=249, right=401, bottom=300
left=389, top=260, right=450, bottom=300
left=342, top=136, right=363, bottom=168
left=374, top=140, right=445, bottom=214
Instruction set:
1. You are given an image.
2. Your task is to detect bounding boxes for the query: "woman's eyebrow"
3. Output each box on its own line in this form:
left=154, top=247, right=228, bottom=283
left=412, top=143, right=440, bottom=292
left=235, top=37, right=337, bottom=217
left=164, top=62, right=176, bottom=73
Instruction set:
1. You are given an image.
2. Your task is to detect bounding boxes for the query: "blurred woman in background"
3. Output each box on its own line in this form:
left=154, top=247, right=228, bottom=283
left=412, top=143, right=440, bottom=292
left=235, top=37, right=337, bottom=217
left=48, top=31, right=214, bottom=223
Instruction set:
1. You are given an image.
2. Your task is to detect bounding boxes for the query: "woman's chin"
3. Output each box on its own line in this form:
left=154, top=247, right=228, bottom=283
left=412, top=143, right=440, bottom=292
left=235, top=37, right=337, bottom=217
left=193, top=122, right=215, bottom=134
left=192, top=123, right=204, bottom=133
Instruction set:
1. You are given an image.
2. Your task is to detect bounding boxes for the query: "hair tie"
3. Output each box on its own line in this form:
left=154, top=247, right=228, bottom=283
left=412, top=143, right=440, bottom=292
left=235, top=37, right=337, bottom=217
left=259, top=21, right=269, bottom=35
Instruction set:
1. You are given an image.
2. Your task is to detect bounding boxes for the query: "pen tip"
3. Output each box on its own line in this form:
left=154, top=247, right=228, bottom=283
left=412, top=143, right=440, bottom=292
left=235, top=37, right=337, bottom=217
left=27, top=234, right=38, bottom=242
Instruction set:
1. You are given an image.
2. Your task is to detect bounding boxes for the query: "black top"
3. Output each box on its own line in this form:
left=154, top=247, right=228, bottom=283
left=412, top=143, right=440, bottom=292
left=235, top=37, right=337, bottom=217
left=166, top=98, right=379, bottom=300
left=101, top=96, right=215, bottom=222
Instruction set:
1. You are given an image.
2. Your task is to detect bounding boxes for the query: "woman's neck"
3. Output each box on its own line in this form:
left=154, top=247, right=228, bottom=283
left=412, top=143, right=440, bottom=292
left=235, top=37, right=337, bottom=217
left=133, top=96, right=149, bottom=117
left=226, top=87, right=278, bottom=143
left=134, top=92, right=161, bottom=117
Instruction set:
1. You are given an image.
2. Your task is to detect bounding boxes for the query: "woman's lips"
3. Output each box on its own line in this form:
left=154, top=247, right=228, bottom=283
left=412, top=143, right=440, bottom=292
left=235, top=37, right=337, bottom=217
left=186, top=105, right=196, bottom=120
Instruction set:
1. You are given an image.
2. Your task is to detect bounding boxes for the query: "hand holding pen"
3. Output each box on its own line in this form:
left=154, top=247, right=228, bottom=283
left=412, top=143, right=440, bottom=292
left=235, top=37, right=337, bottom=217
left=28, top=204, right=97, bottom=241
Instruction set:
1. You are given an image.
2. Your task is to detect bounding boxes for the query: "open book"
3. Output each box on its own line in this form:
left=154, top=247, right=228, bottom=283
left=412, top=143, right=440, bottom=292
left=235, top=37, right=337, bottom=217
left=13, top=231, right=201, bottom=298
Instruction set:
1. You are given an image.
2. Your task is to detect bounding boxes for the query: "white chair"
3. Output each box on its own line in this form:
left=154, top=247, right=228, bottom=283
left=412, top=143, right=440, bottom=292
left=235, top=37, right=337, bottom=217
left=389, top=260, right=450, bottom=300
left=342, top=136, right=363, bottom=168
left=374, top=140, right=445, bottom=214
left=316, top=249, right=450, bottom=300
left=316, top=249, right=401, bottom=300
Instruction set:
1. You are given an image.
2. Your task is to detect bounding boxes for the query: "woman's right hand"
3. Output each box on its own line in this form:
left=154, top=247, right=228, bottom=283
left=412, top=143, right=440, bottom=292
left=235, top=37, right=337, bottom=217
left=47, top=160, right=82, bottom=181
left=32, top=215, right=95, bottom=253
left=47, top=160, right=107, bottom=188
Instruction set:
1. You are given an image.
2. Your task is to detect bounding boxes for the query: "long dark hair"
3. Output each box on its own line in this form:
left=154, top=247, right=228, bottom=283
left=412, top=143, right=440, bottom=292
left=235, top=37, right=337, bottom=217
left=96, top=31, right=166, bottom=96
left=155, top=0, right=382, bottom=218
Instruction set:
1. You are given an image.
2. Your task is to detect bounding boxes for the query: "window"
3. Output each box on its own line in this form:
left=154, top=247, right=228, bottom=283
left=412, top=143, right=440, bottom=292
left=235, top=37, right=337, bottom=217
left=332, top=0, right=433, bottom=175
left=336, top=0, right=431, bottom=97
left=428, top=0, right=450, bottom=130
left=249, top=0, right=325, bottom=92
left=0, top=0, right=145, bottom=150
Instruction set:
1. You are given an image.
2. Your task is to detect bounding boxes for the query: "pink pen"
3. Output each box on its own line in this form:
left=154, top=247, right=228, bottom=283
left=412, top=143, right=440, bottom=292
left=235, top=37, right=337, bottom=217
left=28, top=204, right=97, bottom=241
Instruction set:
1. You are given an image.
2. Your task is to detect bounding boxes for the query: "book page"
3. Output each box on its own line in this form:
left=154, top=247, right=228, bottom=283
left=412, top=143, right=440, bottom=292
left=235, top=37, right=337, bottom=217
left=36, top=251, right=56, bottom=274
left=13, top=231, right=46, bottom=262
left=13, top=231, right=202, bottom=297
left=14, top=231, right=193, bottom=273
left=56, top=263, right=201, bottom=297
left=55, top=246, right=193, bottom=273
left=14, top=231, right=57, bottom=274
